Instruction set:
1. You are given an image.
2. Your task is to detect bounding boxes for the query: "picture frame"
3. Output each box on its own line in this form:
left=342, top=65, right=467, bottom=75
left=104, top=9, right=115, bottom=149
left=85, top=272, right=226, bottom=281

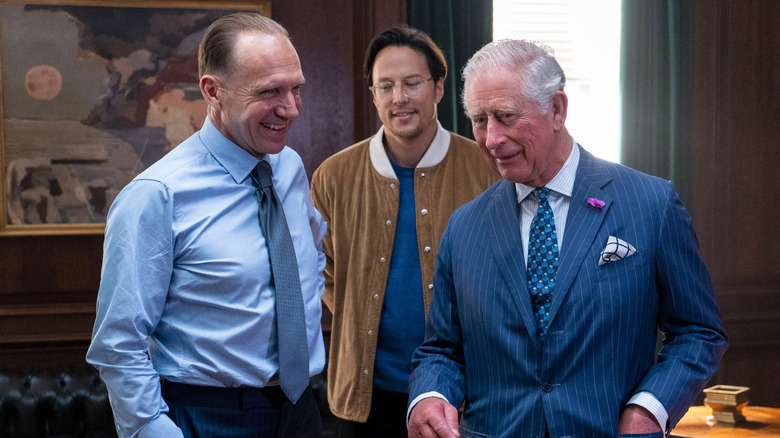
left=0, top=0, right=271, bottom=235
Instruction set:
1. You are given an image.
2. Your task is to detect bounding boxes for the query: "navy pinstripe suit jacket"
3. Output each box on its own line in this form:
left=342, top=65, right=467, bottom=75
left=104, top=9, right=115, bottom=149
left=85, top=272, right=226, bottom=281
left=409, top=146, right=727, bottom=438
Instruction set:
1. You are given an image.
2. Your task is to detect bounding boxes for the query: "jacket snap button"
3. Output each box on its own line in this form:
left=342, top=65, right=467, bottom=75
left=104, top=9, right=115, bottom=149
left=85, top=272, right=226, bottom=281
left=542, top=382, right=553, bottom=392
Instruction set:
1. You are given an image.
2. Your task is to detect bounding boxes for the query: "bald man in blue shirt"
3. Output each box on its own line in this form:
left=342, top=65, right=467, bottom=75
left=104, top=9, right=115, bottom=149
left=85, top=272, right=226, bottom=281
left=87, top=13, right=326, bottom=438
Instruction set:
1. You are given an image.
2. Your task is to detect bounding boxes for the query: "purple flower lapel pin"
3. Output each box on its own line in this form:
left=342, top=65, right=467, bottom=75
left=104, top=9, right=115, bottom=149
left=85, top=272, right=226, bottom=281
left=587, top=198, right=605, bottom=209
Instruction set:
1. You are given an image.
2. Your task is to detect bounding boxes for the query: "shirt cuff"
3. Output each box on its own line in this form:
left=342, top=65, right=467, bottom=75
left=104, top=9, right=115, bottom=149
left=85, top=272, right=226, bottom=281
left=136, top=414, right=184, bottom=438
left=628, top=391, right=669, bottom=434
left=406, top=391, right=449, bottom=427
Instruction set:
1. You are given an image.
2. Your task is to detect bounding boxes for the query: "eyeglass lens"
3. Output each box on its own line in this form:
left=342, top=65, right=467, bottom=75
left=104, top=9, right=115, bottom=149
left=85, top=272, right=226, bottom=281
left=371, top=77, right=432, bottom=101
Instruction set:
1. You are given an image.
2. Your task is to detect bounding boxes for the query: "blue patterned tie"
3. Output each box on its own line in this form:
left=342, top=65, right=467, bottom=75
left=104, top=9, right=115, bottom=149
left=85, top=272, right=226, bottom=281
left=526, top=188, right=559, bottom=340
left=253, top=161, right=309, bottom=403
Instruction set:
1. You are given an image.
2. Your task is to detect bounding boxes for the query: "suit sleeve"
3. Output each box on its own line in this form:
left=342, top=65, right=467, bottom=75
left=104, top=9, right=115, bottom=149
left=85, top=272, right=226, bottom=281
left=408, top=221, right=467, bottom=408
left=634, top=182, right=727, bottom=427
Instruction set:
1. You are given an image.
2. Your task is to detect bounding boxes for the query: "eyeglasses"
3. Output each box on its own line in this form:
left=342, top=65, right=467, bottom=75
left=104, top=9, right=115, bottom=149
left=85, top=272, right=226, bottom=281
left=369, top=77, right=434, bottom=102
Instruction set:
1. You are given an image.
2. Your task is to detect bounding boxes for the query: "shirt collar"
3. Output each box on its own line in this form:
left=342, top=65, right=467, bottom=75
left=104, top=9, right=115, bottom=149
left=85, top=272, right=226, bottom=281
left=199, top=116, right=263, bottom=184
left=369, top=121, right=451, bottom=179
left=515, top=137, right=579, bottom=203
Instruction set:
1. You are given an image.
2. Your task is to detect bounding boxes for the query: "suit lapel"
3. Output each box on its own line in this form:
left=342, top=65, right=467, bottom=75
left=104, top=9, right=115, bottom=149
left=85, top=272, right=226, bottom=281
left=488, top=180, right=539, bottom=339
left=547, top=147, right=613, bottom=325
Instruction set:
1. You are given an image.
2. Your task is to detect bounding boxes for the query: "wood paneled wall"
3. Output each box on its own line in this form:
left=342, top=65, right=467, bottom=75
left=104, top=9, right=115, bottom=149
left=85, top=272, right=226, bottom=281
left=690, top=0, right=780, bottom=408
left=0, top=235, right=103, bottom=368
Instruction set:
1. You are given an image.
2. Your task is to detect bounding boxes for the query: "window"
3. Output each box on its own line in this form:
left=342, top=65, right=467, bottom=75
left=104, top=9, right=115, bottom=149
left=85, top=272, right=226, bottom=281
left=493, top=0, right=621, bottom=163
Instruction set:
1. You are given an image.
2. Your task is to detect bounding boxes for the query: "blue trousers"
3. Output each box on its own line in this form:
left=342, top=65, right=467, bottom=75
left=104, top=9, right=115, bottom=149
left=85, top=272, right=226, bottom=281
left=162, top=380, right=322, bottom=438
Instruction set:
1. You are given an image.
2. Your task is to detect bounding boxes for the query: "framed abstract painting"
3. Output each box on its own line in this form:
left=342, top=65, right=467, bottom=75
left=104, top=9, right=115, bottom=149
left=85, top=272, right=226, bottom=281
left=0, top=0, right=270, bottom=235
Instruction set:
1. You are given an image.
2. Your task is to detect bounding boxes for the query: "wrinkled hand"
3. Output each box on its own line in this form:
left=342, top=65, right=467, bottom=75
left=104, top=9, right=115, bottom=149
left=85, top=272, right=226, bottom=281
left=408, top=397, right=460, bottom=438
left=618, top=404, right=662, bottom=434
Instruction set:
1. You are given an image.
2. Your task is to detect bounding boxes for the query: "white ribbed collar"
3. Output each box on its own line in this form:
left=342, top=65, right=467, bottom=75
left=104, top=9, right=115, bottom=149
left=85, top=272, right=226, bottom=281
left=368, top=122, right=451, bottom=179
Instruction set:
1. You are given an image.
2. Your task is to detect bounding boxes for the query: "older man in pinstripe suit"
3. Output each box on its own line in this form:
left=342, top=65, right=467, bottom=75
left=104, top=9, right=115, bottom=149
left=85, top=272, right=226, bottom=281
left=407, top=39, right=727, bottom=438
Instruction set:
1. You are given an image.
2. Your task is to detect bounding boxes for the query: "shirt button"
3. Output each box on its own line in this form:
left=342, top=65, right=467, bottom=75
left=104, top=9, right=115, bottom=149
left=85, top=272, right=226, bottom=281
left=420, top=172, right=426, bottom=178
left=428, top=284, right=433, bottom=290
left=373, top=294, right=379, bottom=300
left=390, top=183, right=396, bottom=189
left=368, top=330, right=373, bottom=335
left=424, top=246, right=431, bottom=253
left=542, top=382, right=553, bottom=393
left=363, top=369, right=369, bottom=375
left=386, top=220, right=392, bottom=226
left=420, top=208, right=428, bottom=216
left=380, top=257, right=386, bottom=262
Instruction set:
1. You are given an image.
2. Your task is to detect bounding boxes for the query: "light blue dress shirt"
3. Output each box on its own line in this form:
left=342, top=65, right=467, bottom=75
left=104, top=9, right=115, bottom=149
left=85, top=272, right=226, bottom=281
left=86, top=116, right=327, bottom=438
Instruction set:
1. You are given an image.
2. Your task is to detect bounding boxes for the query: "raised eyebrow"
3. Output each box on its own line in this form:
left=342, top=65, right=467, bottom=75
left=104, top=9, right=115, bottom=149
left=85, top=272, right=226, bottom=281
left=374, top=74, right=426, bottom=84
left=372, top=76, right=394, bottom=85
left=250, top=78, right=306, bottom=94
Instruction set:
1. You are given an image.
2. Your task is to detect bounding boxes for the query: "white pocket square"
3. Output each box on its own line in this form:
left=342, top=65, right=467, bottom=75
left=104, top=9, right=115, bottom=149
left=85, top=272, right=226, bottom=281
left=598, top=236, right=636, bottom=266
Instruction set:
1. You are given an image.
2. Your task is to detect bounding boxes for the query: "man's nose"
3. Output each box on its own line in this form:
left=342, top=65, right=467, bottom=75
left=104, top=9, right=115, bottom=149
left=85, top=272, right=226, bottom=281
left=277, top=91, right=300, bottom=118
left=391, top=85, right=409, bottom=103
left=484, top=118, right=506, bottom=149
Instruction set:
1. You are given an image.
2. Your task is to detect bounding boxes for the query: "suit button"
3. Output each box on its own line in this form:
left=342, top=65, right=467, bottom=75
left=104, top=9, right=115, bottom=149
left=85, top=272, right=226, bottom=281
left=542, top=382, right=553, bottom=392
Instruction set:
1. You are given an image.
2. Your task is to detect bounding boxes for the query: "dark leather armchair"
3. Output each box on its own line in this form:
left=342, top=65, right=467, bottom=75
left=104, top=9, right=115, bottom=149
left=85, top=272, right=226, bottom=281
left=0, top=367, right=334, bottom=438
left=0, top=367, right=115, bottom=438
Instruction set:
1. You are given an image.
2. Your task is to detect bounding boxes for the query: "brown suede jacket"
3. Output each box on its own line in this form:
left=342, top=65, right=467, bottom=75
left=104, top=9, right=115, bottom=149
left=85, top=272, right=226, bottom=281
left=310, top=124, right=499, bottom=422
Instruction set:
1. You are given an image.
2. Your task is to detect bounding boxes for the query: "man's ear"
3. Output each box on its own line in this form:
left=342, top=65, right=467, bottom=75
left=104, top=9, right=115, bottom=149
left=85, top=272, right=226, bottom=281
left=434, top=77, right=445, bottom=105
left=551, top=90, right=568, bottom=131
left=200, top=75, right=221, bottom=110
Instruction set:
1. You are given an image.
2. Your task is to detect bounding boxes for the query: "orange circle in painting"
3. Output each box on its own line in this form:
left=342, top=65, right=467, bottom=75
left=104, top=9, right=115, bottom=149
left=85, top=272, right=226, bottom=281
left=25, top=65, right=63, bottom=100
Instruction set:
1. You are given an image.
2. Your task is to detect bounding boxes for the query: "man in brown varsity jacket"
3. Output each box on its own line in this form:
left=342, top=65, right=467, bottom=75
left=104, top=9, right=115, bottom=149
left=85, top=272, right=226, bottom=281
left=310, top=25, right=499, bottom=438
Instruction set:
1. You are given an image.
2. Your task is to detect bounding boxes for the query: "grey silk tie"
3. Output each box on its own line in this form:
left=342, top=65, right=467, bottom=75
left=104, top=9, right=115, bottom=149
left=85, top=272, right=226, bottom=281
left=252, top=160, right=309, bottom=403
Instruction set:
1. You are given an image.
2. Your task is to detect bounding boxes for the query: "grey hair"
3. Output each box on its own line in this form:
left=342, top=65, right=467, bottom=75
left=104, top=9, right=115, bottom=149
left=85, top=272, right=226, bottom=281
left=462, top=39, right=565, bottom=114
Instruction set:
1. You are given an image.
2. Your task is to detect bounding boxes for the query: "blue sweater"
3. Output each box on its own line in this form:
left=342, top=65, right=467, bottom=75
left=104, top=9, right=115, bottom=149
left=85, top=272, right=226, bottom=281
left=373, top=162, right=426, bottom=393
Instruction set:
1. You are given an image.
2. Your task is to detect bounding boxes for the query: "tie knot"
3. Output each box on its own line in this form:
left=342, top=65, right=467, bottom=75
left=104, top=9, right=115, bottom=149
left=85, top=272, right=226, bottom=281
left=533, top=187, right=549, bottom=201
left=253, top=160, right=274, bottom=189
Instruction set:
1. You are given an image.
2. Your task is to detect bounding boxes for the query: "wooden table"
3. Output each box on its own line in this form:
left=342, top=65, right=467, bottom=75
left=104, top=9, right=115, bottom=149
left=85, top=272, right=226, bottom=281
left=671, top=406, right=780, bottom=437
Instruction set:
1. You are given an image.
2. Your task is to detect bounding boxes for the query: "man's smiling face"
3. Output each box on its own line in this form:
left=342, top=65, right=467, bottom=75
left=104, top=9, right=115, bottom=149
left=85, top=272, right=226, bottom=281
left=371, top=45, right=442, bottom=147
left=211, top=31, right=304, bottom=158
left=466, top=67, right=568, bottom=187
